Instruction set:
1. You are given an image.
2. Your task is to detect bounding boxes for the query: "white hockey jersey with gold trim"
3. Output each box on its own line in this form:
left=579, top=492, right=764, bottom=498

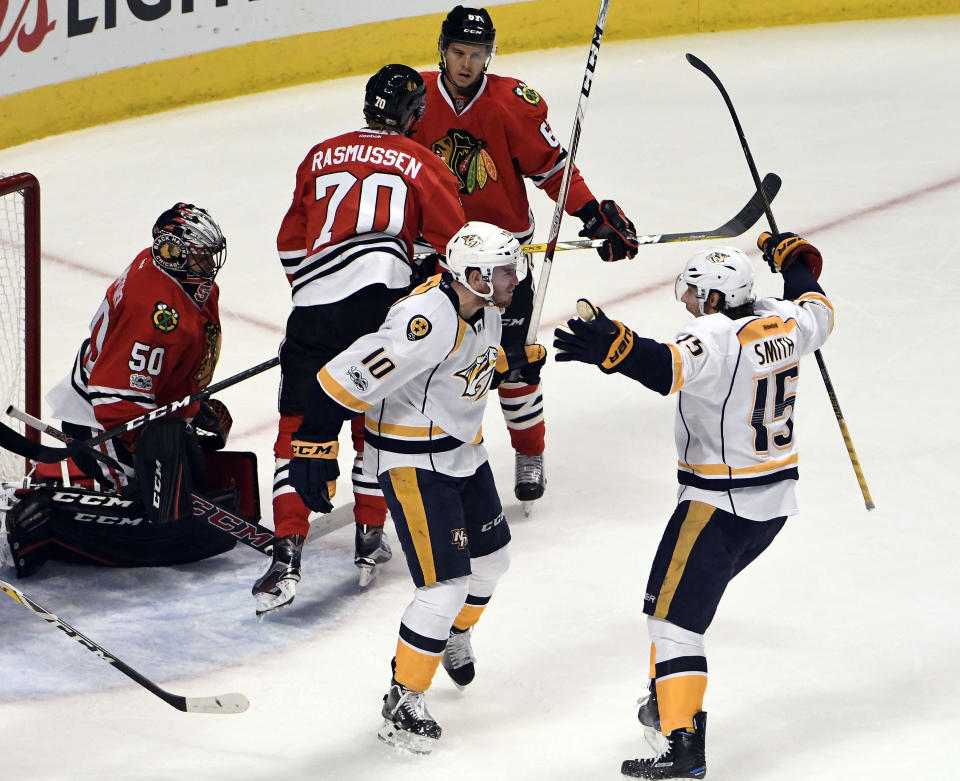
left=317, top=275, right=499, bottom=477
left=667, top=292, right=834, bottom=521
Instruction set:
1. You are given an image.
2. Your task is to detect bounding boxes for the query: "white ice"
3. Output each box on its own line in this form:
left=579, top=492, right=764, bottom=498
left=1, top=15, right=958, bottom=781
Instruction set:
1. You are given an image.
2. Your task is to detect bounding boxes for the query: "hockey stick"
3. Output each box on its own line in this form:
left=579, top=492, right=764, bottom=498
left=76, top=355, right=280, bottom=448
left=525, top=0, right=611, bottom=345
left=0, top=578, right=249, bottom=714
left=520, top=172, right=781, bottom=254
left=5, top=406, right=280, bottom=554
left=686, top=53, right=875, bottom=511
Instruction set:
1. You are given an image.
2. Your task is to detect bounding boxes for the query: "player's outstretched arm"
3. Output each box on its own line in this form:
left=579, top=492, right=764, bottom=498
left=552, top=299, right=674, bottom=394
left=757, top=231, right=826, bottom=300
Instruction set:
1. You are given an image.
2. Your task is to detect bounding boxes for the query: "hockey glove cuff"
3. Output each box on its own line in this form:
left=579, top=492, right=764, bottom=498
left=758, top=231, right=823, bottom=279
left=493, top=343, right=547, bottom=388
left=288, top=436, right=339, bottom=514
left=553, top=298, right=635, bottom=373
left=574, top=199, right=639, bottom=262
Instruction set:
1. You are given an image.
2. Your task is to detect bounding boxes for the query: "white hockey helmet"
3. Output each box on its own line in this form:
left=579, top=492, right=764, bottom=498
left=446, top=221, right=527, bottom=305
left=675, top=246, right=755, bottom=313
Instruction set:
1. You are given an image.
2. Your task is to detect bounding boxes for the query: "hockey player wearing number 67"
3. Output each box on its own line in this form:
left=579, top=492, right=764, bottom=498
left=287, top=222, right=545, bottom=753
left=553, top=233, right=833, bottom=779
left=411, top=5, right=639, bottom=506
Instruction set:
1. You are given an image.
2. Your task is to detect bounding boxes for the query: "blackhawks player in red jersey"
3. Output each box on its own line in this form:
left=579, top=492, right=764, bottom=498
left=255, top=64, right=467, bottom=613
left=4, top=204, right=243, bottom=576
left=411, top=5, right=639, bottom=505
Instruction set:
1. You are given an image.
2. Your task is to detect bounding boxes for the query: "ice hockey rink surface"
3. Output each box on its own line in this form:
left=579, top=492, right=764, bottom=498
left=1, top=14, right=958, bottom=780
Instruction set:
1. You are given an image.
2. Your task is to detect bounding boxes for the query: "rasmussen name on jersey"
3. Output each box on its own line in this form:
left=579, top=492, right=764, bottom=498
left=312, top=144, right=423, bottom=178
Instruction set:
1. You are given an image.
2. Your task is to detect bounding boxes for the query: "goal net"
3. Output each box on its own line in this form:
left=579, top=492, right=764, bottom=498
left=0, top=173, right=41, bottom=482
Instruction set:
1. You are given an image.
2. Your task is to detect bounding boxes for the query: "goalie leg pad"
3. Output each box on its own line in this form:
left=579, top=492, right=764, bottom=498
left=134, top=417, right=203, bottom=525
left=6, top=486, right=236, bottom=573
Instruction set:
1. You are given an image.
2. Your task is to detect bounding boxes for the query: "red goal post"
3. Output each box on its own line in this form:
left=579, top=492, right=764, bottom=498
left=0, top=173, right=41, bottom=481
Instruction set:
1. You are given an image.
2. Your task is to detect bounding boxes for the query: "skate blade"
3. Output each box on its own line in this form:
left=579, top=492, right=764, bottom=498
left=357, top=563, right=378, bottom=588
left=254, top=580, right=297, bottom=616
left=522, top=500, right=535, bottom=517
left=377, top=720, right=437, bottom=754
left=641, top=724, right=669, bottom=755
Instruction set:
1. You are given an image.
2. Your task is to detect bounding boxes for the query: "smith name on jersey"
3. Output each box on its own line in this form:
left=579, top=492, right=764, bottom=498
left=412, top=72, right=595, bottom=236
left=316, top=274, right=501, bottom=478
left=667, top=291, right=834, bottom=520
left=277, top=128, right=464, bottom=307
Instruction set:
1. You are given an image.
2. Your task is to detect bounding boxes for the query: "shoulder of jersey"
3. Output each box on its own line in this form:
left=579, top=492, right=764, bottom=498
left=488, top=74, right=548, bottom=112
left=392, top=278, right=459, bottom=343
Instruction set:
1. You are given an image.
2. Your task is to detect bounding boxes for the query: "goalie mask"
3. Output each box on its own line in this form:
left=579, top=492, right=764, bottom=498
left=151, top=203, right=227, bottom=282
left=675, top=246, right=755, bottom=314
left=439, top=6, right=497, bottom=74
left=446, top=221, right=527, bottom=308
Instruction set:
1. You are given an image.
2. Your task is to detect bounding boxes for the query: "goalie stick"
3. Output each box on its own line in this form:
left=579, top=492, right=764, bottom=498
left=525, top=0, right=610, bottom=345
left=519, top=172, right=781, bottom=254
left=0, top=578, right=249, bottom=714
left=687, top=52, right=875, bottom=511
left=74, top=355, right=280, bottom=448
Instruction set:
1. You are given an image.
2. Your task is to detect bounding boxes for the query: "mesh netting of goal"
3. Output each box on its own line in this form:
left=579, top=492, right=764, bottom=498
left=0, top=173, right=40, bottom=482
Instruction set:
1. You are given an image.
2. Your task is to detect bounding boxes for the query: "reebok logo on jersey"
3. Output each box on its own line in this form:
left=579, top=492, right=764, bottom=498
left=152, top=301, right=179, bottom=333
left=406, top=315, right=432, bottom=341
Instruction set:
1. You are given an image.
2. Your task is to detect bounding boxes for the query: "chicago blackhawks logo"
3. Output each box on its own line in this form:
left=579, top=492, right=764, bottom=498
left=152, top=302, right=179, bottom=333
left=431, top=129, right=499, bottom=195
left=512, top=81, right=542, bottom=106
left=192, top=321, right=221, bottom=386
left=455, top=346, right=498, bottom=399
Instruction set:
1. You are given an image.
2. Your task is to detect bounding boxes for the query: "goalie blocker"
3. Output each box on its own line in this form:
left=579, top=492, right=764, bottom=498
left=4, top=449, right=260, bottom=578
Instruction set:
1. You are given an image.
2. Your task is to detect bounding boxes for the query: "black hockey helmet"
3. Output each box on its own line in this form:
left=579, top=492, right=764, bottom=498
left=440, top=6, right=496, bottom=50
left=363, top=64, right=427, bottom=132
left=151, top=203, right=226, bottom=282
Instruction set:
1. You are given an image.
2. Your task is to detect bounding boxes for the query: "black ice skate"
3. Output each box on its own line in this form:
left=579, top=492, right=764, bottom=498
left=515, top=452, right=545, bottom=512
left=621, top=711, right=707, bottom=779
left=354, top=523, right=391, bottom=587
left=441, top=626, right=476, bottom=688
left=252, top=534, right=304, bottom=616
left=377, top=681, right=442, bottom=754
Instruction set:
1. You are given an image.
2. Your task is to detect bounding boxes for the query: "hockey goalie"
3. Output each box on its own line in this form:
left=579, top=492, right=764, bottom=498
left=2, top=203, right=260, bottom=577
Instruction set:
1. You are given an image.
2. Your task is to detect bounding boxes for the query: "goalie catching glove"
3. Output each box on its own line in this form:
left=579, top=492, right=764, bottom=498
left=553, top=299, right=634, bottom=373
left=574, top=199, right=639, bottom=262
left=757, top=231, right=823, bottom=279
left=492, top=342, right=547, bottom=388
left=192, top=398, right=232, bottom=452
left=288, top=435, right=339, bottom=514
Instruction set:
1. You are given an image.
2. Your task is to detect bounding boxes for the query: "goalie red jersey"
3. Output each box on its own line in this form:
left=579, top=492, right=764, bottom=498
left=276, top=128, right=465, bottom=307
left=411, top=71, right=596, bottom=235
left=46, top=249, right=221, bottom=438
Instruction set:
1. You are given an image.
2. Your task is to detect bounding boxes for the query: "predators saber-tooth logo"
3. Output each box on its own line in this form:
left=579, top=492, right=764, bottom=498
left=455, top=346, right=499, bottom=399
left=431, top=128, right=499, bottom=195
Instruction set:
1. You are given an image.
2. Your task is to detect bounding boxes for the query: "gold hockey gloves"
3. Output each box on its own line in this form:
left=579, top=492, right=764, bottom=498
left=554, top=298, right=634, bottom=373
left=757, top=231, right=823, bottom=279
